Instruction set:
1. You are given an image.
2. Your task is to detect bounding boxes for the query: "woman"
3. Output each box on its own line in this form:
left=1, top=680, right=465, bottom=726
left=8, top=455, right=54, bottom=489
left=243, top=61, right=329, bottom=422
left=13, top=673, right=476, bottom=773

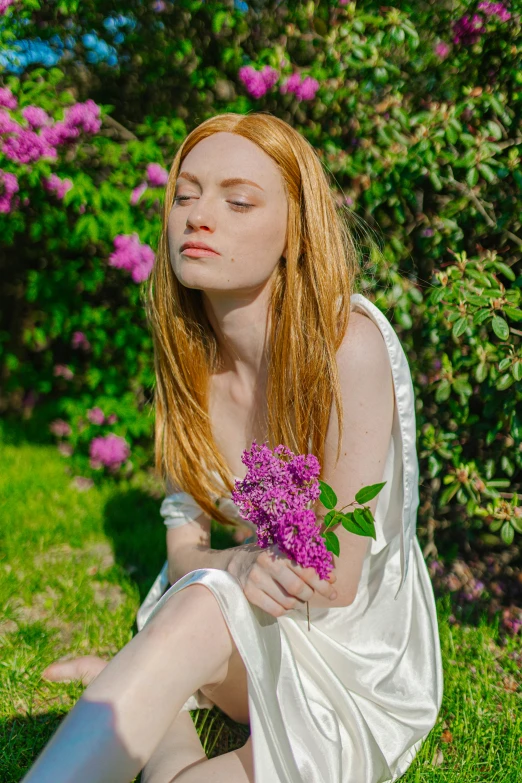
left=24, top=112, right=443, bottom=783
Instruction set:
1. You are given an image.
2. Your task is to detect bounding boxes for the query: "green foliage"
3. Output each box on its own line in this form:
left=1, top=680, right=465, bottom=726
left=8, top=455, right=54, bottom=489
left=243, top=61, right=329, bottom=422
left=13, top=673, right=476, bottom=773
left=0, top=1, right=521, bottom=555
left=417, top=249, right=522, bottom=551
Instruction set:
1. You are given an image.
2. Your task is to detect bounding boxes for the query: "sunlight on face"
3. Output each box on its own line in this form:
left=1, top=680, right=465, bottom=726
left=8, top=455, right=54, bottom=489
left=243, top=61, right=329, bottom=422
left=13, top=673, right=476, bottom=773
left=167, top=132, right=288, bottom=295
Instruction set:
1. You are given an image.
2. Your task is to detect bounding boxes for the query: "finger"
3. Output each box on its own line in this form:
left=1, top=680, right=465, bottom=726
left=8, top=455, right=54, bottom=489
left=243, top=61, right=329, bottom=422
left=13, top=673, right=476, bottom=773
left=273, top=566, right=314, bottom=603
left=256, top=572, right=301, bottom=611
left=287, top=563, right=337, bottom=599
left=244, top=585, right=292, bottom=619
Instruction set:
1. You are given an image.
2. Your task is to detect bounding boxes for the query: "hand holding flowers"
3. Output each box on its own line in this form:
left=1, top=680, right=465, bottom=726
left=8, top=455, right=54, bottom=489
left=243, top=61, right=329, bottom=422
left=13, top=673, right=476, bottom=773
left=227, top=441, right=386, bottom=629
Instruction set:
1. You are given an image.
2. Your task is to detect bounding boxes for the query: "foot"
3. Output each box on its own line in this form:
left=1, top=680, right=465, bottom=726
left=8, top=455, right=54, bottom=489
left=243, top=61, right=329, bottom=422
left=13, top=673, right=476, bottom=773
left=42, top=655, right=109, bottom=686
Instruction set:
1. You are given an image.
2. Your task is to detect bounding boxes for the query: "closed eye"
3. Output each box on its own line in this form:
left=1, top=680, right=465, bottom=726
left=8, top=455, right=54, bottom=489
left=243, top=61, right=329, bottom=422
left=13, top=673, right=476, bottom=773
left=173, top=196, right=253, bottom=212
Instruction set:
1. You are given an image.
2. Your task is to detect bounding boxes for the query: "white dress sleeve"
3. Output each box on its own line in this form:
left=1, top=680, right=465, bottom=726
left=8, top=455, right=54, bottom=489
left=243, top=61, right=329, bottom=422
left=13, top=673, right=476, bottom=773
left=160, top=492, right=205, bottom=529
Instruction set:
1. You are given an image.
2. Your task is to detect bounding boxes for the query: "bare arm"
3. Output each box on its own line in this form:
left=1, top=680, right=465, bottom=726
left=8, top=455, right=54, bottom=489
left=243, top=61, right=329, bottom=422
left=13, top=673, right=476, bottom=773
left=166, top=512, right=233, bottom=584
left=166, top=313, right=393, bottom=613
left=307, top=311, right=395, bottom=608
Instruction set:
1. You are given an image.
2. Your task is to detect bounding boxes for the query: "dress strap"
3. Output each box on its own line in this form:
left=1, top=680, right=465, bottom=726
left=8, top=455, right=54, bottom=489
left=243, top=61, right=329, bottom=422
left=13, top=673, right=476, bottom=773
left=350, top=293, right=419, bottom=599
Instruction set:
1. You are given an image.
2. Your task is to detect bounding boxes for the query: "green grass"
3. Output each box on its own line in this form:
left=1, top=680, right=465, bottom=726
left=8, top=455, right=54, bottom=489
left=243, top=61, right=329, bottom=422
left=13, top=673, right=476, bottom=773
left=0, top=423, right=520, bottom=782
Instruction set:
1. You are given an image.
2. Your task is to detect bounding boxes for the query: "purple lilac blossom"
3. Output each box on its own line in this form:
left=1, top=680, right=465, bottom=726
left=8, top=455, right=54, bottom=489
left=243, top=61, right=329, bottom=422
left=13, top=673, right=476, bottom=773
left=43, top=173, right=73, bottom=199
left=63, top=99, right=102, bottom=135
left=0, top=86, right=17, bottom=109
left=49, top=419, right=72, bottom=437
left=478, top=1, right=511, bottom=21
left=0, top=0, right=15, bottom=14
left=146, top=163, right=169, bottom=187
left=87, top=407, right=105, bottom=425
left=130, top=182, right=148, bottom=204
left=232, top=440, right=332, bottom=578
left=108, top=233, right=155, bottom=283
left=53, top=364, right=74, bottom=380
left=89, top=433, right=129, bottom=469
left=2, top=128, right=56, bottom=164
left=280, top=73, right=320, bottom=101
left=0, top=169, right=19, bottom=213
left=275, top=508, right=333, bottom=580
left=0, top=109, right=20, bottom=135
left=434, top=42, right=451, bottom=58
left=22, top=106, right=51, bottom=130
left=452, top=14, right=486, bottom=45
left=0, top=98, right=101, bottom=166
left=72, top=331, right=91, bottom=350
left=238, top=65, right=279, bottom=98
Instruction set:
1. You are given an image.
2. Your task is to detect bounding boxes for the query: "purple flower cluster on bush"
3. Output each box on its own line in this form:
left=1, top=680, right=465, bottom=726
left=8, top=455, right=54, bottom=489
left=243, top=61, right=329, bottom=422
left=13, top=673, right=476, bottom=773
left=0, top=87, right=101, bottom=213
left=232, top=440, right=333, bottom=580
left=0, top=0, right=15, bottom=15
left=238, top=65, right=320, bottom=102
left=43, top=173, right=73, bottom=200
left=108, top=233, right=155, bottom=283
left=71, top=331, right=91, bottom=351
left=0, top=169, right=19, bottom=213
left=130, top=162, right=169, bottom=205
left=452, top=2, right=511, bottom=46
left=87, top=406, right=117, bottom=426
left=280, top=73, right=320, bottom=101
left=0, top=87, right=101, bottom=167
left=89, top=433, right=129, bottom=470
left=238, top=65, right=279, bottom=99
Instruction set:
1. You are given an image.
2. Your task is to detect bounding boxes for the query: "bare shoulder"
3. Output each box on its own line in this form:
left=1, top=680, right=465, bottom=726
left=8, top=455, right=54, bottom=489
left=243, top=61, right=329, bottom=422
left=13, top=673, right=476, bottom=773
left=337, top=311, right=391, bottom=382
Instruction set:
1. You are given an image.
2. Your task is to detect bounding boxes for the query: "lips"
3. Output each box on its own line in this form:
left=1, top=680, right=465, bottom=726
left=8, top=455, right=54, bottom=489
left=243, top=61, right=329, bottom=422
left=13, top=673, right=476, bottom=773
left=180, top=240, right=219, bottom=254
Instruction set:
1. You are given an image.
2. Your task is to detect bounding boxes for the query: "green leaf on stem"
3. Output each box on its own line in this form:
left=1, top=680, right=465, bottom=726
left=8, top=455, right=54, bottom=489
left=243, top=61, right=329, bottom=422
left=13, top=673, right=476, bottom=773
left=341, top=511, right=366, bottom=535
left=319, top=480, right=338, bottom=509
left=323, top=510, right=342, bottom=529
left=354, top=481, right=386, bottom=505
left=501, top=521, right=514, bottom=546
left=325, top=530, right=340, bottom=556
left=353, top=507, right=377, bottom=539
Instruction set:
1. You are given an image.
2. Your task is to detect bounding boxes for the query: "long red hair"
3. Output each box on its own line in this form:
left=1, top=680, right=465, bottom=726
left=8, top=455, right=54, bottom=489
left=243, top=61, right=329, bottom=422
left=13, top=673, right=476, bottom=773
left=146, top=112, right=361, bottom=527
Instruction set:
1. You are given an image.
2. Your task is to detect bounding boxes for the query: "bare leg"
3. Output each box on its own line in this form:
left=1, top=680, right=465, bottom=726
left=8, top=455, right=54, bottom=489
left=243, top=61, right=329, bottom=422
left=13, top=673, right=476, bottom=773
left=171, top=736, right=254, bottom=783
left=141, top=711, right=207, bottom=783
left=22, top=584, right=240, bottom=783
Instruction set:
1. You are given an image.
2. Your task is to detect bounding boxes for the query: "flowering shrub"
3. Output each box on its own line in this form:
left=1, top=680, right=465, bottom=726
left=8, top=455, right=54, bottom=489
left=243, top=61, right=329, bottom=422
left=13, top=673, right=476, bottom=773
left=108, top=234, right=155, bottom=284
left=0, top=0, right=520, bottom=594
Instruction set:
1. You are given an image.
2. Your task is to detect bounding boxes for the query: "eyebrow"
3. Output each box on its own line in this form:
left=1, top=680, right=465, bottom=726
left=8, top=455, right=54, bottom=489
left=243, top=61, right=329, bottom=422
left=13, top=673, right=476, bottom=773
left=176, top=171, right=264, bottom=191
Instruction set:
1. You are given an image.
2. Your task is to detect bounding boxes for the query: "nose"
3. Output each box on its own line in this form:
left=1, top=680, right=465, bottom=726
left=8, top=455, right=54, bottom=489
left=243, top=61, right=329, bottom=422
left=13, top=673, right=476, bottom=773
left=185, top=196, right=216, bottom=233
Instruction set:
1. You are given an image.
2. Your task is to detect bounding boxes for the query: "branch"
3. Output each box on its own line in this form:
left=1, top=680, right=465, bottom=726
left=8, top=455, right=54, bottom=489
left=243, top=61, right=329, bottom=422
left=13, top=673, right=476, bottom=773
left=100, top=114, right=138, bottom=141
left=446, top=172, right=522, bottom=248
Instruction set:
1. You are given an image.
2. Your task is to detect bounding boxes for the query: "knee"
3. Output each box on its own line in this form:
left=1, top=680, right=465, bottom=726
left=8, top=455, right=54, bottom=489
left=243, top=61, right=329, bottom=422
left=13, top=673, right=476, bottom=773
left=143, top=584, right=233, bottom=684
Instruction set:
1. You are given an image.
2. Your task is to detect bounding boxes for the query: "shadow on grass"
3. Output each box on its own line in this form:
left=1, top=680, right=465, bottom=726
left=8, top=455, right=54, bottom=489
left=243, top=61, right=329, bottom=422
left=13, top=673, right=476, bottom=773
left=102, top=489, right=239, bottom=607
left=102, top=488, right=166, bottom=604
left=0, top=712, right=65, bottom=783
left=0, top=707, right=144, bottom=783
left=1, top=408, right=62, bottom=449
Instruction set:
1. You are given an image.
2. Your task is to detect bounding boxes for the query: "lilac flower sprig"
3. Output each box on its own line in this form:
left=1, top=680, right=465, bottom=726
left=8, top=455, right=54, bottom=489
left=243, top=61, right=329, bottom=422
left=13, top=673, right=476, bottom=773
left=231, top=440, right=386, bottom=629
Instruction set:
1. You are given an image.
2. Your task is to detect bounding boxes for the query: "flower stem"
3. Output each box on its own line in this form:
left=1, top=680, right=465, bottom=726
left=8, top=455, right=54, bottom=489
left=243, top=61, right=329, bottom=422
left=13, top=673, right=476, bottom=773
left=307, top=600, right=310, bottom=631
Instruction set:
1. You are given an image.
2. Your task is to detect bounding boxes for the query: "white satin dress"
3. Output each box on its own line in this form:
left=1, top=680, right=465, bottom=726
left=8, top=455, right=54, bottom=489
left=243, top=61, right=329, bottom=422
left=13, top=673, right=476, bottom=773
left=136, top=293, right=444, bottom=783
